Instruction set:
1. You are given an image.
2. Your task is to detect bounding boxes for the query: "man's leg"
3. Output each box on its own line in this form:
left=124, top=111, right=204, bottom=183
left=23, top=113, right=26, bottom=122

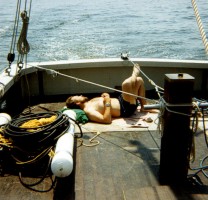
left=121, top=75, right=147, bottom=108
left=136, top=77, right=147, bottom=111
left=122, top=64, right=159, bottom=113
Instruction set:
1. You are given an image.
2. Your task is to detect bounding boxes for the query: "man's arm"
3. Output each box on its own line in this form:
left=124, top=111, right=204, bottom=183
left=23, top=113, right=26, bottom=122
left=85, top=105, right=112, bottom=124
left=101, top=93, right=112, bottom=123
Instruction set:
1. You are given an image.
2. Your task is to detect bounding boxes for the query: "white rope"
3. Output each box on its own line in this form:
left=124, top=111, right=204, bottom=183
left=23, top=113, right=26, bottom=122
left=192, top=0, right=208, bottom=54
left=165, top=106, right=192, bottom=117
left=148, top=98, right=193, bottom=117
left=34, top=65, right=157, bottom=103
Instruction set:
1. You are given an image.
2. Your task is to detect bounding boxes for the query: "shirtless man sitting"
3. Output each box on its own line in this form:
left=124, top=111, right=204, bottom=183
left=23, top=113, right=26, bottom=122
left=66, top=65, right=150, bottom=124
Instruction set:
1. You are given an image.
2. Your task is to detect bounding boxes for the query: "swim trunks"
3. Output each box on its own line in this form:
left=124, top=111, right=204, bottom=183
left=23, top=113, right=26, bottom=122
left=118, top=95, right=138, bottom=117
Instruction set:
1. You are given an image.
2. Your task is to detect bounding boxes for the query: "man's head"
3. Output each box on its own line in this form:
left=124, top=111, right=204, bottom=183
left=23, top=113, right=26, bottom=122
left=66, top=95, right=89, bottom=109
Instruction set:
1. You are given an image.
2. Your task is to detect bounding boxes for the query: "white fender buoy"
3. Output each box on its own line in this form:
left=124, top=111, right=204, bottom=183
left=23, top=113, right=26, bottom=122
left=51, top=110, right=76, bottom=177
left=0, top=113, right=11, bottom=126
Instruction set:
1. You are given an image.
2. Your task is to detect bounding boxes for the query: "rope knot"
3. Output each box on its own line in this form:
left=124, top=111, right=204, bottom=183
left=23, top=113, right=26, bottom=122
left=17, top=11, right=30, bottom=55
left=21, top=11, right=28, bottom=22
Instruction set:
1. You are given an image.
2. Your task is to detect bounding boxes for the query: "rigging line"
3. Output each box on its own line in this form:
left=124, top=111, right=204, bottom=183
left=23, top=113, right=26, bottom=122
left=24, top=0, right=32, bottom=18
left=34, top=65, right=157, bottom=103
left=16, top=0, right=32, bottom=72
left=192, top=0, right=208, bottom=54
left=24, top=0, right=27, bottom=10
left=154, top=97, right=193, bottom=117
left=10, top=0, right=21, bottom=53
left=28, top=0, right=32, bottom=18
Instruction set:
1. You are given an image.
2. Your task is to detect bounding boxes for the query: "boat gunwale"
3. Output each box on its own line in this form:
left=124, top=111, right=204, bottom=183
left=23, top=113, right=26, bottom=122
left=0, top=57, right=207, bottom=98
left=26, top=58, right=208, bottom=70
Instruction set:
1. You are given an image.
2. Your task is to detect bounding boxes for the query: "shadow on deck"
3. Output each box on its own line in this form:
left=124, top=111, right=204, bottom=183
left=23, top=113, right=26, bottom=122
left=54, top=129, right=208, bottom=200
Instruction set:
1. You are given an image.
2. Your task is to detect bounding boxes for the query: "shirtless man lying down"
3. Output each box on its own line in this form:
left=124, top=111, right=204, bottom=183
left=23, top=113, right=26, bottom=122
left=66, top=65, right=152, bottom=124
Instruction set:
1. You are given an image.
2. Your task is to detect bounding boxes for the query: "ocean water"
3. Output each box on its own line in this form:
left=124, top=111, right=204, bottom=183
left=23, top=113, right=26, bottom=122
left=0, top=0, right=208, bottom=71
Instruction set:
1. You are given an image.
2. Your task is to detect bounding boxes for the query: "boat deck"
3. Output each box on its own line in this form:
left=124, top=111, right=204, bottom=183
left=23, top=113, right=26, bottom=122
left=0, top=102, right=208, bottom=200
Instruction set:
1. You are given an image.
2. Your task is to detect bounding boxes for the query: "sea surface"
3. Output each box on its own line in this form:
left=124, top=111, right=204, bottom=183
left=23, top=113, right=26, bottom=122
left=0, top=0, right=208, bottom=71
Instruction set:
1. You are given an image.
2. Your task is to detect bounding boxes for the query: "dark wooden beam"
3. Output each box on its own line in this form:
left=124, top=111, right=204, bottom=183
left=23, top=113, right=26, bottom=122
left=159, top=73, right=194, bottom=185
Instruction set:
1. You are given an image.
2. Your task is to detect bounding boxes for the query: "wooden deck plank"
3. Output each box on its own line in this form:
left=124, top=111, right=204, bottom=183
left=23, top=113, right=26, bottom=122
left=74, top=131, right=161, bottom=199
left=72, top=129, right=208, bottom=200
left=0, top=176, right=54, bottom=200
left=74, top=144, right=85, bottom=200
left=155, top=186, right=178, bottom=200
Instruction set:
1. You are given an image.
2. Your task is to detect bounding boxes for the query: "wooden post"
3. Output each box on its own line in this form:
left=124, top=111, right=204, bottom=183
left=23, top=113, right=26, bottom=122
left=159, top=73, right=195, bottom=185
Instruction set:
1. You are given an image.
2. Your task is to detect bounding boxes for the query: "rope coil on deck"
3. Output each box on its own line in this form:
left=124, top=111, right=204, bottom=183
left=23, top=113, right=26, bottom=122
left=3, top=111, right=70, bottom=165
left=1, top=111, right=70, bottom=192
left=1, top=110, right=84, bottom=192
left=78, top=131, right=101, bottom=147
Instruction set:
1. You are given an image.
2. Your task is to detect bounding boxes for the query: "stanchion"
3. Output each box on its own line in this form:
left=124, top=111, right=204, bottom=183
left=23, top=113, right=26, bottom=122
left=159, top=73, right=194, bottom=185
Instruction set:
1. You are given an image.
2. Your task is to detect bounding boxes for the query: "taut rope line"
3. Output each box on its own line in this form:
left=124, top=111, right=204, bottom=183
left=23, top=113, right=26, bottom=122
left=10, top=0, right=21, bottom=55
left=6, top=0, right=22, bottom=75
left=34, top=65, right=157, bottom=103
left=192, top=0, right=208, bottom=54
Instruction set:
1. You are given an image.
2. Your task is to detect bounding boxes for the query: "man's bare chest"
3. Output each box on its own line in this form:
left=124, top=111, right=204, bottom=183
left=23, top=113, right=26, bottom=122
left=89, top=97, right=104, bottom=109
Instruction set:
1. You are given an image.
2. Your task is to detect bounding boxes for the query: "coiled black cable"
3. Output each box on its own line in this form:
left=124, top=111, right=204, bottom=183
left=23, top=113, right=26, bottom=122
left=4, top=111, right=69, bottom=163
left=18, top=157, right=57, bottom=193
left=3, top=111, right=83, bottom=192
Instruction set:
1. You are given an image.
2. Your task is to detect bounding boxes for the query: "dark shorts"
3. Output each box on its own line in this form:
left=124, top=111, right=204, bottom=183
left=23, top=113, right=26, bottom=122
left=118, top=95, right=138, bottom=117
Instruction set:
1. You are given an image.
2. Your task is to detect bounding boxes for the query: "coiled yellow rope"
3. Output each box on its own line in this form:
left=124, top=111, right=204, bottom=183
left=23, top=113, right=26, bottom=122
left=0, top=129, right=12, bottom=148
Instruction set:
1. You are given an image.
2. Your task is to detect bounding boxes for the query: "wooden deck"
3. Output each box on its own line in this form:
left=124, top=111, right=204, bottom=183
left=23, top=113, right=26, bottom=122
left=0, top=102, right=208, bottom=200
